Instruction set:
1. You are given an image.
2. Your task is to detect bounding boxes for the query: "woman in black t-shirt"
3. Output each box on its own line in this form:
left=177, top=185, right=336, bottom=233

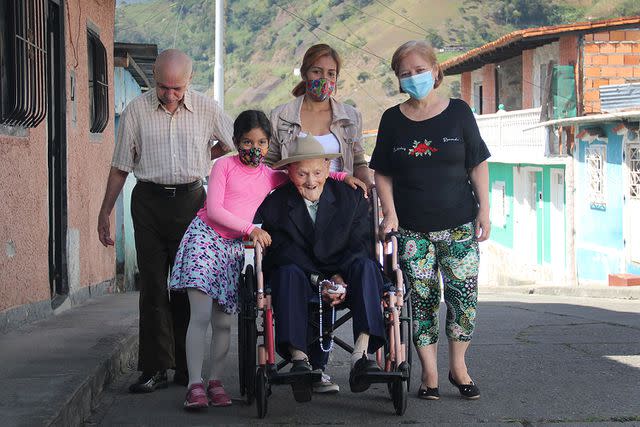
left=370, top=41, right=490, bottom=401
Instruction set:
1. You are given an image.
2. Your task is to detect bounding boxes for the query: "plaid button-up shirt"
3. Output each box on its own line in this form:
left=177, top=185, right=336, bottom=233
left=112, top=89, right=234, bottom=185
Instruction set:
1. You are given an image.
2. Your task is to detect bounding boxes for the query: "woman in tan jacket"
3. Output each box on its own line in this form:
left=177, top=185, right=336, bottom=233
left=266, top=44, right=373, bottom=188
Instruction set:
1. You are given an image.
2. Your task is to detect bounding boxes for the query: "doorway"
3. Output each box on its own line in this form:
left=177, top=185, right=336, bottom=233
left=625, top=143, right=640, bottom=264
left=47, top=0, right=68, bottom=302
left=549, top=168, right=566, bottom=276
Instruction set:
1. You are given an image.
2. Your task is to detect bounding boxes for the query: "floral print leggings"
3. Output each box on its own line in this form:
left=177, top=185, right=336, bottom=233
left=397, top=222, right=479, bottom=348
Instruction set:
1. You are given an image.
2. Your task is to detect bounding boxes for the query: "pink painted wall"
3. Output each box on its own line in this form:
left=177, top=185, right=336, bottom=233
left=0, top=0, right=116, bottom=312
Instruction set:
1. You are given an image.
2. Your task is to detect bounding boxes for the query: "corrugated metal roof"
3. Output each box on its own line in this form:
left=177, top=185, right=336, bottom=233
left=600, top=83, right=640, bottom=113
left=441, top=15, right=640, bottom=75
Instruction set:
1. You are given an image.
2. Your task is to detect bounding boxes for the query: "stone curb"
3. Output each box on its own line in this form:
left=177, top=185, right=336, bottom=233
left=480, top=285, right=640, bottom=299
left=47, top=333, right=138, bottom=427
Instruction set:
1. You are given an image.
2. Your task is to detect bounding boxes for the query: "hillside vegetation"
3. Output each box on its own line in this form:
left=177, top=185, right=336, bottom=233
left=116, top=0, right=639, bottom=131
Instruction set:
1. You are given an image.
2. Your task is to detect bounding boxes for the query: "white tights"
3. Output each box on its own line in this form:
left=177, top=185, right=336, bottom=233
left=186, top=289, right=232, bottom=387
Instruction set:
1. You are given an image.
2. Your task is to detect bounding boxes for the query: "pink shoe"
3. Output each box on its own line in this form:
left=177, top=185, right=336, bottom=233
left=184, top=383, right=208, bottom=410
left=207, top=379, right=232, bottom=407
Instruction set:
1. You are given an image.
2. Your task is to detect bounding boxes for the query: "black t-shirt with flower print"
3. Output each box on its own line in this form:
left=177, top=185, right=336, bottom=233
left=369, top=98, right=490, bottom=233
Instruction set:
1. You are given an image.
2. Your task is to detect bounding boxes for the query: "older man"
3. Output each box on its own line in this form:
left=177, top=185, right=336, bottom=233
left=256, top=134, right=385, bottom=400
left=97, top=49, right=233, bottom=393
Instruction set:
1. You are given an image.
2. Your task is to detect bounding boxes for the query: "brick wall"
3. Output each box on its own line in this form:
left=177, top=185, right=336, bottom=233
left=582, top=29, right=640, bottom=114
left=461, top=71, right=472, bottom=105
left=522, top=49, right=534, bottom=108
left=481, top=63, right=496, bottom=114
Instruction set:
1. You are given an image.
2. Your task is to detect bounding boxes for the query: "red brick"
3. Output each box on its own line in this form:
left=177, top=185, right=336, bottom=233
left=608, top=54, right=624, bottom=65
left=624, top=54, right=640, bottom=65
left=609, top=78, right=626, bottom=85
left=592, top=55, right=608, bottom=65
left=600, top=43, right=617, bottom=53
left=617, top=43, right=633, bottom=53
left=593, top=32, right=610, bottom=41
left=584, top=43, right=600, bottom=54
left=521, top=50, right=534, bottom=109
left=584, top=34, right=594, bottom=41
left=633, top=45, right=640, bottom=53
left=593, top=79, right=609, bottom=88
left=585, top=79, right=593, bottom=89
left=585, top=67, right=601, bottom=77
left=635, top=68, right=640, bottom=78
left=584, top=89, right=599, bottom=101
left=617, top=67, right=634, bottom=77
left=625, top=30, right=640, bottom=41
left=601, top=66, right=618, bottom=77
left=610, top=31, right=626, bottom=41
left=608, top=274, right=640, bottom=286
left=461, top=72, right=471, bottom=104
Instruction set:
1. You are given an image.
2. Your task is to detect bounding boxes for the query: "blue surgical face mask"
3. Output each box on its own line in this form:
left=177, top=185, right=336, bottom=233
left=399, top=71, right=434, bottom=100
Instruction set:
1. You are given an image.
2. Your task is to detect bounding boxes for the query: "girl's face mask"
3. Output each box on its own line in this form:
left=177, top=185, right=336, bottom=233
left=305, top=78, right=336, bottom=102
left=238, top=146, right=264, bottom=167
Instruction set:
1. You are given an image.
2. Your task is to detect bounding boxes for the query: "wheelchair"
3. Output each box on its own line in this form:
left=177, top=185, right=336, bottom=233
left=237, top=188, right=412, bottom=418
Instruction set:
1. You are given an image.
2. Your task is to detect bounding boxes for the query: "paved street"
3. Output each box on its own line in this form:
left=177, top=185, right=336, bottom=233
left=86, top=292, right=640, bottom=426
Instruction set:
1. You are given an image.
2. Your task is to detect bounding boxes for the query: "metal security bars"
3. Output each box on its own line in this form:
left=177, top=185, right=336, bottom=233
left=586, top=145, right=606, bottom=206
left=88, top=29, right=109, bottom=133
left=628, top=144, right=640, bottom=200
left=0, top=0, right=48, bottom=128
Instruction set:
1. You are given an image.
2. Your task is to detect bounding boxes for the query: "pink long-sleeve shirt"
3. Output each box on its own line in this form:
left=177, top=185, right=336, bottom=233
left=197, top=155, right=347, bottom=239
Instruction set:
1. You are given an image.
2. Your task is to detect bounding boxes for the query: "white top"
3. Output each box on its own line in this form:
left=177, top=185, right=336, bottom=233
left=315, top=133, right=343, bottom=172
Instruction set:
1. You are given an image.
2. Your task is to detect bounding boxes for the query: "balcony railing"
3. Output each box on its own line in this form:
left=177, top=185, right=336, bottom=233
left=475, top=107, right=553, bottom=163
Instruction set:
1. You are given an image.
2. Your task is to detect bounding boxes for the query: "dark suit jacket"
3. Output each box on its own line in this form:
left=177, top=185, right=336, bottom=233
left=256, top=179, right=370, bottom=278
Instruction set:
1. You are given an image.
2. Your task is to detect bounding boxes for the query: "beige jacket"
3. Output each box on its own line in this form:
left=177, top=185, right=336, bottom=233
left=266, top=95, right=366, bottom=175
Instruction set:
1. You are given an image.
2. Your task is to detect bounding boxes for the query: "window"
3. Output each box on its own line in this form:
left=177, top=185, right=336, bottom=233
left=87, top=29, right=108, bottom=133
left=628, top=144, right=640, bottom=200
left=490, top=181, right=508, bottom=228
left=0, top=0, right=47, bottom=128
left=586, top=145, right=606, bottom=207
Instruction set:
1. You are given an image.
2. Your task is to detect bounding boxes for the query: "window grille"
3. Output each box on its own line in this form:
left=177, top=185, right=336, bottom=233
left=0, top=0, right=47, bottom=128
left=586, top=145, right=606, bottom=206
left=628, top=144, right=640, bottom=200
left=88, top=29, right=109, bottom=133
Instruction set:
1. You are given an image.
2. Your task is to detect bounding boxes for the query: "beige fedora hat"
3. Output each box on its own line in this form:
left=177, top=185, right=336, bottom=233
left=272, top=132, right=342, bottom=170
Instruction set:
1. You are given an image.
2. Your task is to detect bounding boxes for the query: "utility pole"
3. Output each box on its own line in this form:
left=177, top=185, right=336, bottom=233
left=213, top=0, right=224, bottom=107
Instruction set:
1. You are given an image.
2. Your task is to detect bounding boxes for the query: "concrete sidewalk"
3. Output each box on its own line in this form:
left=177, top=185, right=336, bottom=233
left=481, top=284, right=640, bottom=299
left=0, top=293, right=139, bottom=427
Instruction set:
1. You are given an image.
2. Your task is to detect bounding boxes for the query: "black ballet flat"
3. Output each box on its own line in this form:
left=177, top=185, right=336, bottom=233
left=448, top=371, right=480, bottom=400
left=417, top=386, right=440, bottom=400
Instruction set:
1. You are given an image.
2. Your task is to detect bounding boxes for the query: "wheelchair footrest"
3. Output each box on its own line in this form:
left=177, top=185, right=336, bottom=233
left=362, top=370, right=407, bottom=384
left=268, top=369, right=323, bottom=385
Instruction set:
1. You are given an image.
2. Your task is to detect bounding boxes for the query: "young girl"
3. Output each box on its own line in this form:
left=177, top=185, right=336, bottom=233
left=169, top=110, right=365, bottom=410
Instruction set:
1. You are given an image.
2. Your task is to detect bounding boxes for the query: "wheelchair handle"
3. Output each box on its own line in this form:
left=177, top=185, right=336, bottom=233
left=255, top=242, right=265, bottom=309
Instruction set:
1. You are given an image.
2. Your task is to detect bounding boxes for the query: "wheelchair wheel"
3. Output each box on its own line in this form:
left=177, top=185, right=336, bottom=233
left=256, top=367, right=268, bottom=418
left=238, top=265, right=257, bottom=404
left=391, top=376, right=407, bottom=416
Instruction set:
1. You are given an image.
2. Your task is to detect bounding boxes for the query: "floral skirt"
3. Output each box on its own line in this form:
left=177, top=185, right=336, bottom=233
left=169, top=216, right=244, bottom=314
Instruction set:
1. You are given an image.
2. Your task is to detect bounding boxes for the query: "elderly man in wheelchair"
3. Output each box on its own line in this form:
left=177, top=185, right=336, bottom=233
left=254, top=134, right=386, bottom=401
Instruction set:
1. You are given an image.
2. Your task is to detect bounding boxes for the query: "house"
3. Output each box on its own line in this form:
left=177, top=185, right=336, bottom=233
left=441, top=16, right=640, bottom=287
left=0, top=0, right=117, bottom=330
left=112, top=42, right=158, bottom=291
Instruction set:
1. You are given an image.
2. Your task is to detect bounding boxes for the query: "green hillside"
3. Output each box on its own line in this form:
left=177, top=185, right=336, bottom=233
left=115, top=0, right=639, bottom=131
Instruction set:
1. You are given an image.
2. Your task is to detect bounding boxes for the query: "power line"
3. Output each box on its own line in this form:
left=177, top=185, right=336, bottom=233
left=116, top=1, right=178, bottom=33
left=373, top=0, right=430, bottom=33
left=343, top=3, right=425, bottom=37
left=275, top=2, right=388, bottom=62
left=279, top=0, right=387, bottom=111
left=172, top=0, right=187, bottom=48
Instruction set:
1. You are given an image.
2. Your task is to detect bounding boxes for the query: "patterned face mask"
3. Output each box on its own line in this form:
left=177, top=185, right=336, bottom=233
left=305, top=78, right=336, bottom=102
left=238, top=147, right=264, bottom=167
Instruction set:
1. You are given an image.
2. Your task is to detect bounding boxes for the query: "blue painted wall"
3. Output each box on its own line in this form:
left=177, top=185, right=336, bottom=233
left=114, top=67, right=143, bottom=289
left=575, top=122, right=640, bottom=282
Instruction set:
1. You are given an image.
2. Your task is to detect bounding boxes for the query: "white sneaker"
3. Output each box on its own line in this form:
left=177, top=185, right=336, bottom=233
left=313, top=372, right=340, bottom=393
